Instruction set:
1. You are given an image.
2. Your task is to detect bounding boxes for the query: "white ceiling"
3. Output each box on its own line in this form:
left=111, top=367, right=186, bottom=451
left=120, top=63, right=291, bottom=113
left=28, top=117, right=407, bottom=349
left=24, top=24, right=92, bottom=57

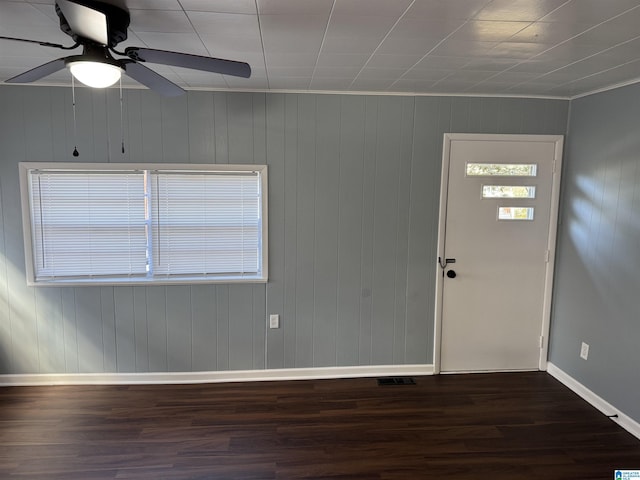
left=2, top=0, right=640, bottom=98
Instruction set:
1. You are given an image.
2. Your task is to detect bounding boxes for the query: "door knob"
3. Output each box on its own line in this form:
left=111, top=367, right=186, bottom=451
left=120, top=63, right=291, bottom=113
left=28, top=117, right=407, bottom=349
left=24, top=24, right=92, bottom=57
left=446, top=270, right=456, bottom=279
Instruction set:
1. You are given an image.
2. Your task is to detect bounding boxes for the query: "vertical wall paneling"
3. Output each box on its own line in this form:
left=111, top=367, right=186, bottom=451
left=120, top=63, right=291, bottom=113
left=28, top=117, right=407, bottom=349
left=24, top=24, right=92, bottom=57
left=294, top=94, right=317, bottom=368
left=187, top=91, right=215, bottom=164
left=60, top=287, right=79, bottom=372
left=191, top=285, right=217, bottom=371
left=113, top=287, right=135, bottom=372
left=265, top=93, right=286, bottom=369
left=371, top=96, right=403, bottom=365
left=252, top=93, right=267, bottom=370
left=0, top=170, right=9, bottom=374
left=336, top=96, right=365, bottom=367
left=405, top=97, right=438, bottom=364
left=34, top=288, right=64, bottom=373
left=133, top=287, right=149, bottom=373
left=0, top=86, right=569, bottom=376
left=550, top=83, right=640, bottom=423
left=216, top=285, right=230, bottom=370
left=213, top=92, right=229, bottom=164
left=358, top=96, right=380, bottom=365
left=146, top=286, right=168, bottom=372
left=312, top=95, right=340, bottom=367
left=161, top=95, right=189, bottom=163
left=75, top=287, right=104, bottom=373
left=165, top=285, right=191, bottom=372
left=100, top=287, right=117, bottom=372
left=392, top=97, right=414, bottom=364
left=282, top=94, right=298, bottom=368
left=229, top=285, right=255, bottom=370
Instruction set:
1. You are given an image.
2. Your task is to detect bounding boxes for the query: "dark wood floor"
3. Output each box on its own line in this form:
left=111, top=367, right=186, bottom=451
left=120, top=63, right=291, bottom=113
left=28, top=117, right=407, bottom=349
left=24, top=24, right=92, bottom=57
left=1, top=372, right=639, bottom=479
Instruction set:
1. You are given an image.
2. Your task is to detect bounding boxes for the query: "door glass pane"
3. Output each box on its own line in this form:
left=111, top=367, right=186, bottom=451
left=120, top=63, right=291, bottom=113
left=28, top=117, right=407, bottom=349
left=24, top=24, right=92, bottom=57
left=467, top=163, right=537, bottom=177
left=482, top=185, right=536, bottom=198
left=498, top=206, right=535, bottom=220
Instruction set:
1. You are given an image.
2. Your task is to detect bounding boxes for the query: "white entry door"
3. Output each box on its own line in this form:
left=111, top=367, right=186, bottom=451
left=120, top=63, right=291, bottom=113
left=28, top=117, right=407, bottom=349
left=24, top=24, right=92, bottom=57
left=436, top=134, right=563, bottom=373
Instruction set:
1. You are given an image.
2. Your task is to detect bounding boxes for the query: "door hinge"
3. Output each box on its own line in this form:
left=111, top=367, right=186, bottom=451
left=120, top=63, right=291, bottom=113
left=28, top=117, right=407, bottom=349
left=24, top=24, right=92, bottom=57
left=544, top=250, right=550, bottom=263
left=539, top=336, right=544, bottom=348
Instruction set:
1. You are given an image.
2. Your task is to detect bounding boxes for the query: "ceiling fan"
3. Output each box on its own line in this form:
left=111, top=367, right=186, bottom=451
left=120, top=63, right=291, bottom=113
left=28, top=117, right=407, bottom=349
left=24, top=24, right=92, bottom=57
left=1, top=0, right=251, bottom=96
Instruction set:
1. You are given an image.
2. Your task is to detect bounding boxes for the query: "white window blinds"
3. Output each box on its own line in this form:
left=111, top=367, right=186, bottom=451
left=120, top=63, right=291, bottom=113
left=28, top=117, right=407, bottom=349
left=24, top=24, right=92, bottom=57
left=21, top=164, right=267, bottom=285
left=28, top=171, right=148, bottom=280
left=151, top=172, right=261, bottom=277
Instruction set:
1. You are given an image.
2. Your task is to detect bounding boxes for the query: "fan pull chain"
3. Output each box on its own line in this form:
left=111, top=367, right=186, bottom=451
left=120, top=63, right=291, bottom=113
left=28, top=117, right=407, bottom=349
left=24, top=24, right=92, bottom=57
left=120, top=77, right=125, bottom=154
left=71, top=76, right=79, bottom=157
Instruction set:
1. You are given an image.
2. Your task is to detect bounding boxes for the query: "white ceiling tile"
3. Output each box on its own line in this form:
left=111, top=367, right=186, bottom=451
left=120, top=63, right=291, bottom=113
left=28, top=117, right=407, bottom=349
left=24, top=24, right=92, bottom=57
left=348, top=78, right=396, bottom=91
left=134, top=33, right=209, bottom=55
left=406, top=0, right=492, bottom=20
left=325, top=14, right=398, bottom=38
left=508, top=21, right=594, bottom=44
left=376, top=36, right=442, bottom=55
left=540, top=0, right=640, bottom=25
left=357, top=68, right=406, bottom=80
left=2, top=0, right=640, bottom=97
left=129, top=9, right=194, bottom=33
left=460, top=57, right=521, bottom=71
left=257, top=0, right=333, bottom=16
left=388, top=18, right=465, bottom=40
left=431, top=40, right=499, bottom=57
left=313, top=66, right=363, bottom=78
left=264, top=53, right=318, bottom=67
left=268, top=77, right=312, bottom=89
left=447, top=20, right=532, bottom=42
left=125, top=0, right=182, bottom=9
left=320, top=35, right=383, bottom=54
left=315, top=54, right=370, bottom=67
left=401, top=69, right=453, bottom=82
left=181, top=0, right=257, bottom=14
left=260, top=15, right=327, bottom=53
left=308, top=77, right=353, bottom=89
left=474, top=0, right=569, bottom=22
left=268, top=66, right=316, bottom=77
left=365, top=54, right=424, bottom=69
left=334, top=0, right=413, bottom=16
left=413, top=55, right=473, bottom=70
left=186, top=11, right=259, bottom=34
left=199, top=33, right=263, bottom=56
left=489, top=42, right=554, bottom=59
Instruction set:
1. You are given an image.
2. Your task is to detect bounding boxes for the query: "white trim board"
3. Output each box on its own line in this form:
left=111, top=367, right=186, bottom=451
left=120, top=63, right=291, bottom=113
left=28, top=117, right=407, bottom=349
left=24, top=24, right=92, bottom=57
left=547, top=362, right=640, bottom=441
left=0, top=364, right=434, bottom=387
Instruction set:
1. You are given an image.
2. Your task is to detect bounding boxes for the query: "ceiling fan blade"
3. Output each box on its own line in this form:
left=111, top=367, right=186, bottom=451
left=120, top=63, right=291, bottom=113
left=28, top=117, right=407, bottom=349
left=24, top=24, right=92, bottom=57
left=124, top=47, right=251, bottom=78
left=0, top=35, right=75, bottom=50
left=57, top=0, right=109, bottom=46
left=5, top=58, right=67, bottom=84
left=121, top=61, right=185, bottom=97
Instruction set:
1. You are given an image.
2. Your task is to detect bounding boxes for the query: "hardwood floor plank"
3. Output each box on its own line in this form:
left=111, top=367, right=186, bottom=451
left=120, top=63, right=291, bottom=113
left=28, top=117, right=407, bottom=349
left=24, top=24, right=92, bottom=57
left=1, top=372, right=639, bottom=479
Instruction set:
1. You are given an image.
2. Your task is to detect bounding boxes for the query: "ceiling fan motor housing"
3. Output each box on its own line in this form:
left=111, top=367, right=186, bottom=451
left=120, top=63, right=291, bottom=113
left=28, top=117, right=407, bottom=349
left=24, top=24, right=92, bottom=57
left=56, top=0, right=130, bottom=47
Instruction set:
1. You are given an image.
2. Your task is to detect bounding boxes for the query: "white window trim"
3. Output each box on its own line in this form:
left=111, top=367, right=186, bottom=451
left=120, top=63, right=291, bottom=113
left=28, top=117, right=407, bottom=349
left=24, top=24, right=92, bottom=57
left=19, top=162, right=268, bottom=286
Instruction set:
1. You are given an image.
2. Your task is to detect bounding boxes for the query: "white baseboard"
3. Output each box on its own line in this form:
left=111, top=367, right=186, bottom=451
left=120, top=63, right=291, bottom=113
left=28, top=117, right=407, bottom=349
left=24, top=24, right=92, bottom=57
left=0, top=364, right=434, bottom=387
left=547, top=362, right=640, bottom=441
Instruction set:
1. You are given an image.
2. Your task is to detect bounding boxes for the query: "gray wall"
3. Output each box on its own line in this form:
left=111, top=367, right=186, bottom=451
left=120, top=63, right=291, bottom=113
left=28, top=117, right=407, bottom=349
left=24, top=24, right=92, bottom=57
left=550, top=82, right=640, bottom=423
left=0, top=85, right=568, bottom=374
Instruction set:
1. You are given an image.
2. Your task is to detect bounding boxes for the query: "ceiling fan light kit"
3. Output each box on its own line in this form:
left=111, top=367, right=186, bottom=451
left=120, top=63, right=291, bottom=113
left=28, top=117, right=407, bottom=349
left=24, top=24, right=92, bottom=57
left=2, top=0, right=251, bottom=96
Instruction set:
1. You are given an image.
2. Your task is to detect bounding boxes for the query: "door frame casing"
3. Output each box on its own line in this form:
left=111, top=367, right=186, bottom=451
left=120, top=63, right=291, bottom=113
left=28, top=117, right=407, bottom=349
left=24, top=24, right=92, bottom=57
left=433, top=133, right=564, bottom=374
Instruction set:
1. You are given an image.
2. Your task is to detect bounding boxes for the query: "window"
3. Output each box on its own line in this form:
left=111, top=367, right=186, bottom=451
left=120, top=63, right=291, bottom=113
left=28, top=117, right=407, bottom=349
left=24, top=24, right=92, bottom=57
left=19, top=163, right=267, bottom=285
left=497, top=206, right=535, bottom=221
left=466, top=163, right=537, bottom=177
left=482, top=185, right=536, bottom=198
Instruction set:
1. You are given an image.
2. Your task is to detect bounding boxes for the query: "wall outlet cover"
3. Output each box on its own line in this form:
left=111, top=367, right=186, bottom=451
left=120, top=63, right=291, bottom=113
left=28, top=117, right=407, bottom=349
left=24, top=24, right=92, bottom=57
left=580, top=342, right=589, bottom=360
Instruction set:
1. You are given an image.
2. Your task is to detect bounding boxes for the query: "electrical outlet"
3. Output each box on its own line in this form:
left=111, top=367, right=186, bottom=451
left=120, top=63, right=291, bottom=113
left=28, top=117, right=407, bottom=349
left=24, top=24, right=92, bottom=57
left=580, top=342, right=589, bottom=360
left=269, top=314, right=280, bottom=329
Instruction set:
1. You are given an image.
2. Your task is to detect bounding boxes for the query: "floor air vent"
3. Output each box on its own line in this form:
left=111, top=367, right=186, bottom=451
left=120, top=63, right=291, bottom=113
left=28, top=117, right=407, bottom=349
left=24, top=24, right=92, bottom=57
left=377, top=377, right=416, bottom=386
